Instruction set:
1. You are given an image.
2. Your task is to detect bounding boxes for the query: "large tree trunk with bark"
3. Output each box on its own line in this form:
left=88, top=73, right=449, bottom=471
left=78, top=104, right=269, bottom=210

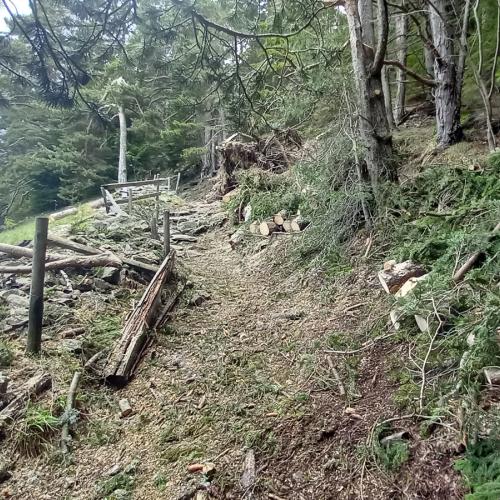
left=345, top=0, right=397, bottom=188
left=118, top=105, right=127, bottom=183
left=428, top=0, right=468, bottom=147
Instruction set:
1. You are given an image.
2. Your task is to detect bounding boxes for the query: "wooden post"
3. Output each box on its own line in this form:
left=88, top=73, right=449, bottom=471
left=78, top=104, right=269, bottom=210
left=167, top=176, right=171, bottom=192
left=151, top=216, right=159, bottom=241
left=175, top=172, right=181, bottom=193
left=163, top=210, right=170, bottom=256
left=100, top=187, right=109, bottom=214
left=27, top=217, right=49, bottom=354
left=128, top=188, right=133, bottom=213
left=155, top=174, right=160, bottom=222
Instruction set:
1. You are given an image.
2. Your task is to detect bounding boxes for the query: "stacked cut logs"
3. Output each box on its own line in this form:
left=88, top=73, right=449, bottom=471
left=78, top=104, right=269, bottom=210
left=253, top=212, right=310, bottom=237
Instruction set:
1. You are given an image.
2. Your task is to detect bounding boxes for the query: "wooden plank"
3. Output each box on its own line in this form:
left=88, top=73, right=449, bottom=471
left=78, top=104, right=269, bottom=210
left=103, top=178, right=168, bottom=190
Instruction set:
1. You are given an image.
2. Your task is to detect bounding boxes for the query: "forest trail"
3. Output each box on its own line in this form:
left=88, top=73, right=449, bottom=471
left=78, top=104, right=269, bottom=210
left=6, top=193, right=464, bottom=499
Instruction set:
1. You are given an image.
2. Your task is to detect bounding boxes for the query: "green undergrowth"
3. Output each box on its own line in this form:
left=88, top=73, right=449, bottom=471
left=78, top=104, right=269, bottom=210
left=377, top=154, right=500, bottom=493
left=455, top=440, right=500, bottom=499
left=225, top=168, right=302, bottom=223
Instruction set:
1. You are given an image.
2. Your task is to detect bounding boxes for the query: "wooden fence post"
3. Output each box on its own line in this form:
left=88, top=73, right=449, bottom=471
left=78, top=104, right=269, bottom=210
left=155, top=174, right=160, bottom=222
left=163, top=210, right=170, bottom=256
left=128, top=188, right=133, bottom=213
left=167, top=176, right=171, bottom=192
left=175, top=172, right=181, bottom=193
left=100, top=187, right=109, bottom=214
left=27, top=217, right=49, bottom=354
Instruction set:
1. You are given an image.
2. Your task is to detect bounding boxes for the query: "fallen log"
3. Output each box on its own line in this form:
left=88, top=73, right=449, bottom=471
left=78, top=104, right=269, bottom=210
left=0, top=243, right=67, bottom=262
left=282, top=220, right=293, bottom=233
left=259, top=221, right=277, bottom=236
left=49, top=207, right=77, bottom=221
left=377, top=261, right=427, bottom=294
left=102, top=251, right=176, bottom=386
left=0, top=373, right=52, bottom=423
left=47, top=234, right=158, bottom=273
left=453, top=221, right=500, bottom=282
left=153, top=279, right=186, bottom=329
left=171, top=234, right=197, bottom=243
left=0, top=253, right=122, bottom=274
left=290, top=216, right=309, bottom=232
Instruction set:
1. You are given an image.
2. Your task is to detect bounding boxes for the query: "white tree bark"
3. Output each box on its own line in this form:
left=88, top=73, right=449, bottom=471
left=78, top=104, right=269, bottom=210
left=394, top=8, right=408, bottom=124
left=118, top=105, right=127, bottom=183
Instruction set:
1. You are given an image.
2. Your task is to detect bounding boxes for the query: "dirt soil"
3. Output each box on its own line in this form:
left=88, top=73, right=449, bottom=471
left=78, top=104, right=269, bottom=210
left=1, top=191, right=466, bottom=499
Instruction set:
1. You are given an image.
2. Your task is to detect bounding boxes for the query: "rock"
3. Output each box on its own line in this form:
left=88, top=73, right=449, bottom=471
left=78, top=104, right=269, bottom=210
left=189, top=291, right=211, bottom=307
left=75, top=278, right=94, bottom=292
left=484, top=367, right=500, bottom=386
left=0, top=289, right=24, bottom=299
left=4, top=294, right=29, bottom=309
left=240, top=449, right=256, bottom=489
left=60, top=339, right=83, bottom=355
left=123, top=460, right=139, bottom=475
left=0, top=374, right=9, bottom=394
left=93, top=278, right=114, bottom=291
left=133, top=253, right=159, bottom=265
left=105, top=464, right=122, bottom=477
left=0, top=461, right=12, bottom=484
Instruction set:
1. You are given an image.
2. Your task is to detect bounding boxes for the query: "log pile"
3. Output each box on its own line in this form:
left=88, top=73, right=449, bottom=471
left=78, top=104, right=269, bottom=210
left=257, top=213, right=310, bottom=237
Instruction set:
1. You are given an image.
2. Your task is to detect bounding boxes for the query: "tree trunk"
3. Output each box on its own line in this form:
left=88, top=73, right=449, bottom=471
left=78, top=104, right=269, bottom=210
left=345, top=0, right=396, bottom=189
left=118, top=105, right=127, bottom=183
left=394, top=8, right=408, bottom=124
left=382, top=66, right=396, bottom=129
left=428, top=0, right=465, bottom=147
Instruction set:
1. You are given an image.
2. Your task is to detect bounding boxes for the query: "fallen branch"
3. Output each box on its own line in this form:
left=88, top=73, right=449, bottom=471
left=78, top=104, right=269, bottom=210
left=0, top=253, right=122, bottom=274
left=453, top=221, right=500, bottom=282
left=61, top=371, right=81, bottom=455
left=102, top=251, right=176, bottom=386
left=327, top=356, right=345, bottom=396
left=47, top=234, right=158, bottom=273
left=0, top=243, right=67, bottom=262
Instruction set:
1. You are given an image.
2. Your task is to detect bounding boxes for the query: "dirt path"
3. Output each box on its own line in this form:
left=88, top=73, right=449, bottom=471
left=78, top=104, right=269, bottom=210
left=5, top=197, right=464, bottom=499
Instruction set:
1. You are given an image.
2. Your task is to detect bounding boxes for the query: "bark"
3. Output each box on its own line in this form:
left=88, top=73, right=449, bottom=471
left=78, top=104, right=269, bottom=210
left=0, top=243, right=67, bottom=262
left=394, top=8, right=408, bottom=124
left=118, top=105, right=127, bottom=183
left=345, top=0, right=396, bottom=188
left=428, top=0, right=467, bottom=147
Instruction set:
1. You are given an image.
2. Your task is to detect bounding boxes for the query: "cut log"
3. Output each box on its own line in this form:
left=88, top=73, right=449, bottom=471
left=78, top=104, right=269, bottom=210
left=102, top=251, right=176, bottom=386
left=414, top=314, right=430, bottom=333
left=282, top=221, right=293, bottom=233
left=0, top=253, right=122, bottom=274
left=259, top=221, right=278, bottom=236
left=377, top=261, right=427, bottom=294
left=60, top=327, right=85, bottom=339
left=484, top=367, right=500, bottom=386
left=0, top=373, right=51, bottom=423
left=47, top=234, right=158, bottom=273
left=249, top=222, right=260, bottom=234
left=0, top=243, right=67, bottom=262
left=118, top=398, right=132, bottom=417
left=394, top=274, right=429, bottom=298
left=222, top=188, right=240, bottom=204
left=290, top=217, right=309, bottom=232
left=273, top=211, right=288, bottom=226
left=390, top=310, right=401, bottom=331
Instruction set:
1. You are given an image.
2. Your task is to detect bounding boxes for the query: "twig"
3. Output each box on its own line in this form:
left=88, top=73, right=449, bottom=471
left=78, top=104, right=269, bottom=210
left=326, top=356, right=345, bottom=396
left=61, top=371, right=82, bottom=455
left=419, top=299, right=443, bottom=411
